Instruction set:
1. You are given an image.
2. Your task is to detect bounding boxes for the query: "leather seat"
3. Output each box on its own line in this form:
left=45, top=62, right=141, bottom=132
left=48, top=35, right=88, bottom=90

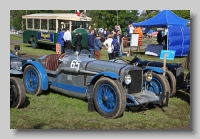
left=45, top=54, right=61, bottom=71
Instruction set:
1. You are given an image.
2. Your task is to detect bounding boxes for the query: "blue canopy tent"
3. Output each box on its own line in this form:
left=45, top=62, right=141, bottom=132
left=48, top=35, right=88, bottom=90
left=168, top=25, right=190, bottom=56
left=133, top=10, right=190, bottom=56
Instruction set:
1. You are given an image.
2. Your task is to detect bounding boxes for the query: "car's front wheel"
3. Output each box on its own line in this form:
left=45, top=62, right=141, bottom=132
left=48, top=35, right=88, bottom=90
left=10, top=77, right=26, bottom=108
left=145, top=72, right=170, bottom=106
left=93, top=77, right=126, bottom=119
left=23, top=65, right=42, bottom=95
left=165, top=70, right=176, bottom=97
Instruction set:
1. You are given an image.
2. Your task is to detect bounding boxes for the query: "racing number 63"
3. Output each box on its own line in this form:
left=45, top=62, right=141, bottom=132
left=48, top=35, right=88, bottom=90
left=70, top=60, right=81, bottom=69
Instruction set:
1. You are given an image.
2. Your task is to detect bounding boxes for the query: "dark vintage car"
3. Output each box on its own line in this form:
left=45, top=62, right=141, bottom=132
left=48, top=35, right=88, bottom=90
left=128, top=56, right=188, bottom=95
left=10, top=50, right=35, bottom=108
left=109, top=59, right=172, bottom=98
left=21, top=50, right=170, bottom=119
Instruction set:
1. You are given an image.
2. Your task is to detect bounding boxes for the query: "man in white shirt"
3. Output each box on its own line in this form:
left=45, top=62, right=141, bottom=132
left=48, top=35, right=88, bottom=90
left=63, top=28, right=72, bottom=50
left=164, top=28, right=168, bottom=35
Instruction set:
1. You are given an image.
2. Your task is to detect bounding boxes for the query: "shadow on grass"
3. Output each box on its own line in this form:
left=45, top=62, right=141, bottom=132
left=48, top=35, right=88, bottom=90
left=24, top=44, right=55, bottom=51
left=22, top=96, right=31, bottom=108
left=173, top=89, right=190, bottom=105
left=125, top=104, right=163, bottom=114
left=130, top=51, right=145, bottom=57
left=18, top=53, right=27, bottom=56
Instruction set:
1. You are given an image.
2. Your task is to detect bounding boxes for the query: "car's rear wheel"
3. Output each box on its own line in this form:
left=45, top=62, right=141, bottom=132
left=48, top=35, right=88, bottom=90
left=93, top=77, right=126, bottom=118
left=10, top=77, right=26, bottom=108
left=165, top=70, right=176, bottom=97
left=23, top=65, right=42, bottom=95
left=145, top=72, right=170, bottom=106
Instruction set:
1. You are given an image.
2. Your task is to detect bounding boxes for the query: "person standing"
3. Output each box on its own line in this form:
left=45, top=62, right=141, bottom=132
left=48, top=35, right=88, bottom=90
left=58, top=28, right=66, bottom=54
left=74, top=32, right=82, bottom=53
left=129, top=24, right=134, bottom=35
left=113, top=30, right=122, bottom=58
left=126, top=25, right=130, bottom=37
left=104, top=34, right=114, bottom=60
left=63, top=28, right=72, bottom=50
left=157, top=30, right=163, bottom=45
left=87, top=29, right=95, bottom=58
left=138, top=27, right=143, bottom=46
left=94, top=34, right=103, bottom=60
left=148, top=28, right=153, bottom=39
left=104, top=28, right=109, bottom=40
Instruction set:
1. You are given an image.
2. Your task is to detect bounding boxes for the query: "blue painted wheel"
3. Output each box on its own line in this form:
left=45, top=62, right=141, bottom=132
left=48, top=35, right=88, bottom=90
left=23, top=65, right=42, bottom=95
left=93, top=77, right=126, bottom=118
left=144, top=72, right=170, bottom=106
left=97, top=84, right=118, bottom=112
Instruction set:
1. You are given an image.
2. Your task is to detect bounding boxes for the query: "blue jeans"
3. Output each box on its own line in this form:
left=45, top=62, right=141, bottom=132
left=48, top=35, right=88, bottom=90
left=89, top=49, right=95, bottom=58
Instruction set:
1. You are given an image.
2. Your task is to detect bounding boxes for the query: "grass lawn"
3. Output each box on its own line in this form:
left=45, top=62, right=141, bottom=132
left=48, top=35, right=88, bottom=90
left=10, top=34, right=22, bottom=40
left=10, top=35, right=190, bottom=129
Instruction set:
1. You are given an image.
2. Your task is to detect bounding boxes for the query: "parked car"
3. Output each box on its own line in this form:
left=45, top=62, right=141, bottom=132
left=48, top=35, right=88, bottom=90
left=109, top=59, right=171, bottom=99
left=128, top=56, right=188, bottom=96
left=21, top=50, right=170, bottom=119
left=10, top=50, right=35, bottom=108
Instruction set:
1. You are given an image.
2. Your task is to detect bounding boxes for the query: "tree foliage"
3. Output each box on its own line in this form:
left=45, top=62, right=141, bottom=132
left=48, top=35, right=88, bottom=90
left=172, top=10, right=190, bottom=20
left=137, top=10, right=160, bottom=22
left=87, top=10, right=138, bottom=33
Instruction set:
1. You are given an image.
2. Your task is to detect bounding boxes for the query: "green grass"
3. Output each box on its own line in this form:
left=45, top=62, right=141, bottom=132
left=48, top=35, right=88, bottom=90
left=10, top=34, right=22, bottom=40
left=10, top=91, right=190, bottom=129
left=10, top=36, right=190, bottom=129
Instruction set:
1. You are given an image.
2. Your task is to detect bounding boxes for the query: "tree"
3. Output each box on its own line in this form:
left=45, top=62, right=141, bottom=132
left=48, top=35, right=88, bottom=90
left=10, top=10, right=26, bottom=30
left=172, top=10, right=190, bottom=20
left=137, top=10, right=160, bottom=22
left=87, top=10, right=138, bottom=34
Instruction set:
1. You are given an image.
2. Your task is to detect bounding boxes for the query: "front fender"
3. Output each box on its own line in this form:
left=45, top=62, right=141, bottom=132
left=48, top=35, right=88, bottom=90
left=10, top=69, right=23, bottom=75
left=143, top=66, right=164, bottom=74
left=22, top=61, right=48, bottom=90
left=90, top=71, right=120, bottom=85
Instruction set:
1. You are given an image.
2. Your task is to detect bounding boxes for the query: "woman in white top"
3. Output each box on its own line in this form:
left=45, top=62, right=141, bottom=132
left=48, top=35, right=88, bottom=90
left=129, top=24, right=134, bottom=34
left=103, top=34, right=114, bottom=60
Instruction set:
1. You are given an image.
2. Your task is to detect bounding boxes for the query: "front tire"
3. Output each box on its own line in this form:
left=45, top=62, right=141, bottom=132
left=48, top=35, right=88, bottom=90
left=145, top=72, right=170, bottom=106
left=93, top=77, right=126, bottom=118
left=165, top=70, right=176, bottom=97
left=23, top=65, right=42, bottom=95
left=10, top=77, right=26, bottom=108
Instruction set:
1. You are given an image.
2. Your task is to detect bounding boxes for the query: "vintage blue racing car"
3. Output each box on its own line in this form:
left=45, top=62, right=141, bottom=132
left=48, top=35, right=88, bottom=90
left=22, top=50, right=170, bottom=118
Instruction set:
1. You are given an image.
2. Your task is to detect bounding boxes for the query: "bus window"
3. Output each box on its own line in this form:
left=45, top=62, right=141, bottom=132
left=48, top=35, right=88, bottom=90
left=41, top=19, right=47, bottom=30
left=28, top=19, right=33, bottom=29
left=58, top=20, right=66, bottom=31
left=49, top=19, right=56, bottom=31
left=34, top=19, right=40, bottom=29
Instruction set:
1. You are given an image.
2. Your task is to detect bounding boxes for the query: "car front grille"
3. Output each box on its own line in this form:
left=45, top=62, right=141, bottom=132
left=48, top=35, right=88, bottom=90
left=127, top=70, right=143, bottom=94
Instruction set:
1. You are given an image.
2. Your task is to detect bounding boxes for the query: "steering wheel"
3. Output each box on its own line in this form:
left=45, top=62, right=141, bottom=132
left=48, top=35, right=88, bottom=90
left=59, top=53, right=65, bottom=59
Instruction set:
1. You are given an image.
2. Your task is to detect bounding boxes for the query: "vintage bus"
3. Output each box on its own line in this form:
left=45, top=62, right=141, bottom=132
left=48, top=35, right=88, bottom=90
left=22, top=13, right=92, bottom=49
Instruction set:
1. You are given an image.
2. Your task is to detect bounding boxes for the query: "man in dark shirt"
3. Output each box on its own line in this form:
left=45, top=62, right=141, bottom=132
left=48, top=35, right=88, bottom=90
left=87, top=29, right=95, bottom=58
left=157, top=30, right=163, bottom=45
left=75, top=32, right=82, bottom=53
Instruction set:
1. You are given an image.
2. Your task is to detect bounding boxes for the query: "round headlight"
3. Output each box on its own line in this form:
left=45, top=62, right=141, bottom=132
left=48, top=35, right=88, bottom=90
left=144, top=72, right=152, bottom=81
left=10, top=58, right=22, bottom=70
left=125, top=74, right=132, bottom=85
